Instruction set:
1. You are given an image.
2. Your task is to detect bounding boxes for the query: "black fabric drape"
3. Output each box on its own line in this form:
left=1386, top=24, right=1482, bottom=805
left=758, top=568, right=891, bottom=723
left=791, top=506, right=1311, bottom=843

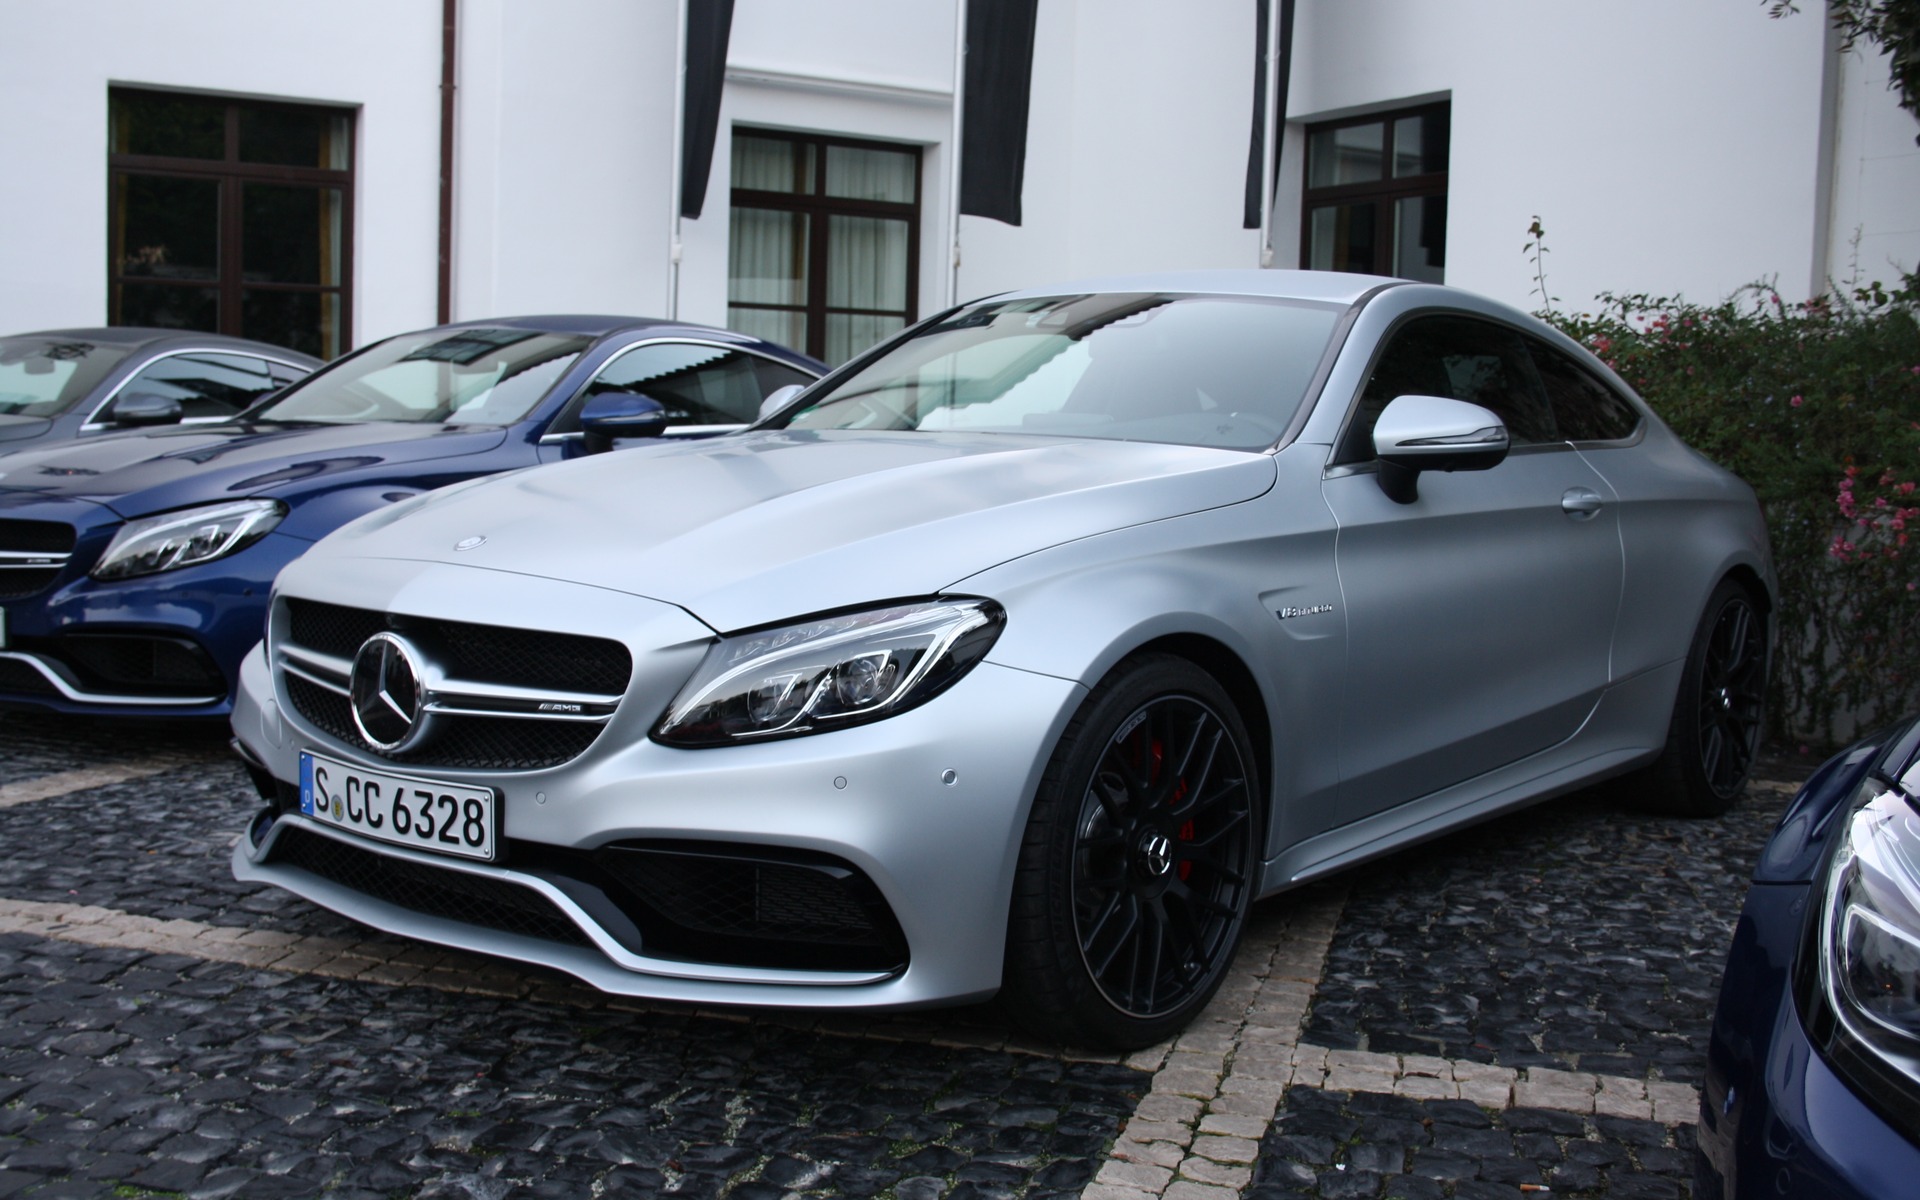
left=680, top=0, right=736, bottom=220
left=960, top=0, right=1039, bottom=227
left=1242, top=0, right=1295, bottom=230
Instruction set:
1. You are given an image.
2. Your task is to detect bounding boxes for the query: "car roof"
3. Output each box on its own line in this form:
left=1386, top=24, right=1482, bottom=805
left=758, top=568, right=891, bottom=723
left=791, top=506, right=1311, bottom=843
left=987, top=269, right=1405, bottom=307
left=3, top=326, right=324, bottom=364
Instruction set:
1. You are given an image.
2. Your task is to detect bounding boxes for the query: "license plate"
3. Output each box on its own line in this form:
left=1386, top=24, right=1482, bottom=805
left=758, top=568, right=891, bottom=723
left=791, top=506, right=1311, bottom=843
left=299, top=750, right=498, bottom=862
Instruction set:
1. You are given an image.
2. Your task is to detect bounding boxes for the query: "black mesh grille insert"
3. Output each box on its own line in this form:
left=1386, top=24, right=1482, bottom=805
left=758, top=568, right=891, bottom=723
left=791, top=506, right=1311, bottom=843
left=592, top=843, right=908, bottom=972
left=60, top=634, right=224, bottom=694
left=284, top=674, right=606, bottom=772
left=0, top=520, right=76, bottom=554
left=0, top=569, right=62, bottom=601
left=269, top=824, right=592, bottom=948
left=0, top=658, right=58, bottom=696
left=285, top=599, right=630, bottom=694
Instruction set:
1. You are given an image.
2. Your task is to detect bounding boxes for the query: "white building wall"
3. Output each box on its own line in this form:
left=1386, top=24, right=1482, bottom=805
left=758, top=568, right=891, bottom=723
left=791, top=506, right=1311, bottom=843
left=452, top=0, right=680, bottom=323
left=1827, top=37, right=1920, bottom=287
left=1285, top=0, right=1833, bottom=315
left=0, top=0, right=443, bottom=346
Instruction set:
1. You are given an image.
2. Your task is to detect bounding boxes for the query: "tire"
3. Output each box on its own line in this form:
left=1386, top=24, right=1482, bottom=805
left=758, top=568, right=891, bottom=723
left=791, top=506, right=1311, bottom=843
left=1634, top=579, right=1768, bottom=817
left=1001, top=653, right=1261, bottom=1048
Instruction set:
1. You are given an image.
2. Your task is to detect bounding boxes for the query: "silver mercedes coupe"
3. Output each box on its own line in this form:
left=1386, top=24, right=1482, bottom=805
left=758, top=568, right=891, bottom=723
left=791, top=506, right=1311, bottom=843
left=230, top=271, right=1773, bottom=1048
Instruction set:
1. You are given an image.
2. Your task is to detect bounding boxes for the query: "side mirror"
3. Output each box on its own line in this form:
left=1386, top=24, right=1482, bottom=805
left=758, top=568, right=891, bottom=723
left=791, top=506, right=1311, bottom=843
left=757, top=383, right=805, bottom=423
left=577, top=391, right=669, bottom=452
left=1372, top=394, right=1509, bottom=504
left=108, top=392, right=185, bottom=427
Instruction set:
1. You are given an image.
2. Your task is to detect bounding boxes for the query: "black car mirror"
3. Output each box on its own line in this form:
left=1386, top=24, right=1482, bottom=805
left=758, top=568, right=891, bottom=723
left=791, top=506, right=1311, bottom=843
left=578, top=391, right=669, bottom=452
left=108, top=392, right=186, bottom=427
left=1372, top=394, right=1509, bottom=504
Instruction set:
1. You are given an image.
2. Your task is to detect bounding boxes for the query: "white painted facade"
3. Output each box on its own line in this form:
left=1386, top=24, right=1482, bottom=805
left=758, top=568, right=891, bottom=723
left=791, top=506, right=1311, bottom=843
left=0, top=0, right=1912, bottom=353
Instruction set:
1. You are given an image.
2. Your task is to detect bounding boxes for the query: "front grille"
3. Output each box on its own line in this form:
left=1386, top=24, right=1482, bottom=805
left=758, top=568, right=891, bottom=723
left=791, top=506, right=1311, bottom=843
left=286, top=674, right=605, bottom=772
left=280, top=599, right=631, bottom=772
left=286, top=599, right=631, bottom=693
left=59, top=634, right=224, bottom=694
left=0, top=658, right=58, bottom=696
left=268, top=824, right=592, bottom=948
left=0, top=519, right=75, bottom=600
left=0, top=520, right=76, bottom=554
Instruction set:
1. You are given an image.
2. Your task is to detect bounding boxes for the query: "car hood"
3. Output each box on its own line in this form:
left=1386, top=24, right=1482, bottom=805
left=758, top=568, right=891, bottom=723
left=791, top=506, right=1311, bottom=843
left=0, top=422, right=509, bottom=518
left=313, top=429, right=1277, bottom=632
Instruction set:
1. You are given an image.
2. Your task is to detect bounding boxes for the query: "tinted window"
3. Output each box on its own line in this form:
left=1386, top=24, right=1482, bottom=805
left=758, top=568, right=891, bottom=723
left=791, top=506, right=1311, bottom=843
left=783, top=294, right=1341, bottom=452
left=0, top=338, right=134, bottom=417
left=1341, top=315, right=1557, bottom=462
left=1528, top=338, right=1640, bottom=442
left=585, top=343, right=787, bottom=426
left=114, top=352, right=282, bottom=420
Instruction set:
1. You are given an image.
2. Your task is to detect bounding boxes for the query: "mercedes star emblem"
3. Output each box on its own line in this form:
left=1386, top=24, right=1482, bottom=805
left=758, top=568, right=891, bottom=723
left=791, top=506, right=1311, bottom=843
left=349, top=631, right=432, bottom=751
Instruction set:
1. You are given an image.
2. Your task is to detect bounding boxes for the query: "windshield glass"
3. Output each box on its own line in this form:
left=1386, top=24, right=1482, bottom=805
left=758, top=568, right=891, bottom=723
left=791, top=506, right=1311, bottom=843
left=781, top=293, right=1342, bottom=451
left=253, top=327, right=590, bottom=426
left=0, top=338, right=135, bottom=418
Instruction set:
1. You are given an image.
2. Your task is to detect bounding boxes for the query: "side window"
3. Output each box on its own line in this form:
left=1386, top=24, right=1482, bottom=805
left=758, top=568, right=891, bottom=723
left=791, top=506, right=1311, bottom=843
left=110, top=352, right=282, bottom=421
left=574, top=343, right=791, bottom=429
left=753, top=357, right=816, bottom=398
left=268, top=361, right=310, bottom=389
left=1527, top=338, right=1640, bottom=442
left=1339, top=315, right=1557, bottom=462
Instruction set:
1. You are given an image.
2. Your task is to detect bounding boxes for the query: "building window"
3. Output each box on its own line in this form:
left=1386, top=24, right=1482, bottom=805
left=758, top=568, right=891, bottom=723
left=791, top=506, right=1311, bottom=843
left=728, top=129, right=920, bottom=366
left=1302, top=103, right=1448, bottom=283
left=108, top=88, right=353, bottom=359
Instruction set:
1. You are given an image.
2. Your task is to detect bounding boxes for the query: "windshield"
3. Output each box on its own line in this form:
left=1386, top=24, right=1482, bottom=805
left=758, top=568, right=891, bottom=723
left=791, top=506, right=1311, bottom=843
left=253, top=327, right=590, bottom=426
left=781, top=293, right=1342, bottom=451
left=0, top=338, right=135, bottom=418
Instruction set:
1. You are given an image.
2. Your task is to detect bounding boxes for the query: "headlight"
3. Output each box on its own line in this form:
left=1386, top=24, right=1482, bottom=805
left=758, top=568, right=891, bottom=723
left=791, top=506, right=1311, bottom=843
left=653, top=598, right=1005, bottom=747
left=1810, top=748, right=1920, bottom=1133
left=92, top=499, right=286, bottom=580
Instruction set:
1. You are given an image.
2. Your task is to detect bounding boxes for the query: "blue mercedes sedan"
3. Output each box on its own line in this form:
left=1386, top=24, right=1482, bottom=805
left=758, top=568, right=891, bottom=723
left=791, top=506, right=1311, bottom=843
left=0, top=315, right=822, bottom=718
left=1696, top=710, right=1920, bottom=1197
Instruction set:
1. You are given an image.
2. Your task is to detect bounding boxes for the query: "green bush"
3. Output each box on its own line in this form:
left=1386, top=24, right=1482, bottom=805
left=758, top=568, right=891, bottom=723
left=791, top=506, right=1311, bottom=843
left=1546, top=279, right=1920, bottom=749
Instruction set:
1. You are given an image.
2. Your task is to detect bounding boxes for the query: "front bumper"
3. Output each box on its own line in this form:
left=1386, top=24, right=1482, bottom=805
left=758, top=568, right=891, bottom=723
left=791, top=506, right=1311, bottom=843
left=0, top=530, right=309, bottom=718
left=1697, top=880, right=1920, bottom=1198
left=231, top=622, right=1087, bottom=1010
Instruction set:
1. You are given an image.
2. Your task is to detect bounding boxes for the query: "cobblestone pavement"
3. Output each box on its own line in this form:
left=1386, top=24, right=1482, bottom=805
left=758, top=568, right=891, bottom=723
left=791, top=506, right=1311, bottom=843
left=0, top=711, right=1804, bottom=1198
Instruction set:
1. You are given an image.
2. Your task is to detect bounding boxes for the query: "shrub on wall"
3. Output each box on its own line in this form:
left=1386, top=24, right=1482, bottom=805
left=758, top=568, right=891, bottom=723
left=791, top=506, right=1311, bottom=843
left=1547, top=278, right=1920, bottom=749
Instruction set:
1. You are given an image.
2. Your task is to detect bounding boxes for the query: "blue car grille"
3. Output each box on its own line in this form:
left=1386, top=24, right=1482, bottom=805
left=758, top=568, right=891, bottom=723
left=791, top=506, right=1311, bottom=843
left=0, top=519, right=75, bottom=600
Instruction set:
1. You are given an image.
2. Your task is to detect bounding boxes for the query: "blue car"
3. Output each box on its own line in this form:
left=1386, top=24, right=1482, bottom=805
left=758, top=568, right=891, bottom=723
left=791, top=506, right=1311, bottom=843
left=0, top=327, right=322, bottom=446
left=1697, top=711, right=1920, bottom=1197
left=0, top=315, right=822, bottom=718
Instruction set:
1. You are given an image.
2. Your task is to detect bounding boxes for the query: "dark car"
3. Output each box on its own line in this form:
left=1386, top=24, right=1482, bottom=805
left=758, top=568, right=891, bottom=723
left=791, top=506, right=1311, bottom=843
left=0, top=315, right=822, bottom=718
left=1697, top=711, right=1920, bottom=1197
left=0, top=328, right=322, bottom=446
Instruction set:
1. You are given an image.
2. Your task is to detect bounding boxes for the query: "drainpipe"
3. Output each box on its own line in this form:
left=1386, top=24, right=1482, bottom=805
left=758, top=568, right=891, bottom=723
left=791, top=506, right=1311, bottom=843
left=437, top=0, right=457, bottom=324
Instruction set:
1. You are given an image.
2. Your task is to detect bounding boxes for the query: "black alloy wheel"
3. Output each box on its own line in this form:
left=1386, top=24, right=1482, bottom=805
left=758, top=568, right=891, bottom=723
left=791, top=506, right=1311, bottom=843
left=1638, top=579, right=1768, bottom=817
left=1003, top=654, right=1259, bottom=1047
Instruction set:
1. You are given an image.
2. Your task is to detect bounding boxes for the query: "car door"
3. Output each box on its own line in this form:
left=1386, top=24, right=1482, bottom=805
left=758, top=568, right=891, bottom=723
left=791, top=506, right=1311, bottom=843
left=1320, top=314, right=1624, bottom=823
left=537, top=340, right=818, bottom=462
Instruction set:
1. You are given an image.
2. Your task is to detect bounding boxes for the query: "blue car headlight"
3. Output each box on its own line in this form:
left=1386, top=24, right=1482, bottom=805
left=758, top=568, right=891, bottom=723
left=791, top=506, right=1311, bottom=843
left=653, top=599, right=1005, bottom=747
left=1806, top=735, right=1920, bottom=1135
left=92, top=499, right=286, bottom=580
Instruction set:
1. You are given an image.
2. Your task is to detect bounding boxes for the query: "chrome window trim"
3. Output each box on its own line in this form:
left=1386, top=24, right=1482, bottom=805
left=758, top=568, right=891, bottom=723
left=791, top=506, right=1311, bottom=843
left=80, top=347, right=316, bottom=431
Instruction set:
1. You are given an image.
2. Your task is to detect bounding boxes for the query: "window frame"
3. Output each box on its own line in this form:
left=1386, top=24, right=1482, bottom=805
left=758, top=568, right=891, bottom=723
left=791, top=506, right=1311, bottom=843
left=107, top=87, right=355, bottom=358
left=80, top=347, right=316, bottom=430
left=540, top=337, right=823, bottom=442
left=727, top=127, right=922, bottom=364
left=1300, top=101, right=1449, bottom=281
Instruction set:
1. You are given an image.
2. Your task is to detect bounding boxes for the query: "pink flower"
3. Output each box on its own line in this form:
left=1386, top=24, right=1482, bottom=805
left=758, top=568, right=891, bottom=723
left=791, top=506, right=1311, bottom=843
left=1790, top=395, right=1803, bottom=407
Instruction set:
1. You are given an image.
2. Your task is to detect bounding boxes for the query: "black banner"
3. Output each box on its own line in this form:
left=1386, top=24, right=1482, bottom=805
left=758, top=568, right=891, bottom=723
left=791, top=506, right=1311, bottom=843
left=1243, top=0, right=1295, bottom=230
left=960, top=0, right=1040, bottom=227
left=681, top=0, right=736, bottom=220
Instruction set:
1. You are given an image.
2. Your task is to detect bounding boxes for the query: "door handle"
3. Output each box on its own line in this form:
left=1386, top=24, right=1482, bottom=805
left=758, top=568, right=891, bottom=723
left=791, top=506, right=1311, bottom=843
left=1561, top=486, right=1604, bottom=519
